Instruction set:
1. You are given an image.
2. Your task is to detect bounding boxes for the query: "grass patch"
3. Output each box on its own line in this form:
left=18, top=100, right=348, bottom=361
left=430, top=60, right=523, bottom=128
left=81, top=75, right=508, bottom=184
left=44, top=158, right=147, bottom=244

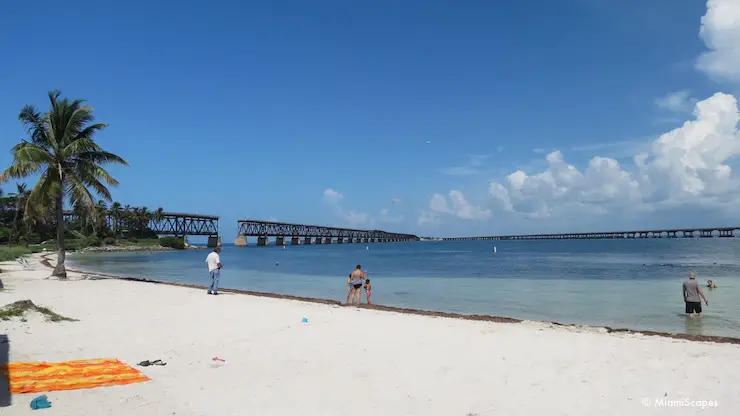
left=0, top=246, right=32, bottom=262
left=0, top=300, right=77, bottom=322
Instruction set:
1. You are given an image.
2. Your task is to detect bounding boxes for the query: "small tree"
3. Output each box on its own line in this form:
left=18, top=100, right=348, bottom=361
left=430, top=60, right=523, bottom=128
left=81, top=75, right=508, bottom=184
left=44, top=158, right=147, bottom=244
left=0, top=90, right=128, bottom=278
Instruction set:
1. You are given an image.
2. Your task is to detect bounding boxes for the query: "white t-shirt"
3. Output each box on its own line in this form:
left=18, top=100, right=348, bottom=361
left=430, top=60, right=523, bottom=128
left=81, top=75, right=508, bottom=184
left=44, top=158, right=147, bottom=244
left=206, top=252, right=221, bottom=272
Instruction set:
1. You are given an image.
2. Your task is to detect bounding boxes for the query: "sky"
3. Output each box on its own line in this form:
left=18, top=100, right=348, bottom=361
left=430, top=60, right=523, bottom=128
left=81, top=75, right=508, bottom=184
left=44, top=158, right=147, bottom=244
left=1, top=0, right=740, bottom=240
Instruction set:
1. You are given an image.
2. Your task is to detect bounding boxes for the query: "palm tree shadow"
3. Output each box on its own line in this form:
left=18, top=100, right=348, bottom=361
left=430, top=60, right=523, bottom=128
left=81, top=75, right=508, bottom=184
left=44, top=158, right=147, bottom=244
left=0, top=334, right=9, bottom=407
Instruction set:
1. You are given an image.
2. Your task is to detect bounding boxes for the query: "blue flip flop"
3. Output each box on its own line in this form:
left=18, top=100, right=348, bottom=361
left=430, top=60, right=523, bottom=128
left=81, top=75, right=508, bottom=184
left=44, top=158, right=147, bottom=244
left=30, top=394, right=52, bottom=410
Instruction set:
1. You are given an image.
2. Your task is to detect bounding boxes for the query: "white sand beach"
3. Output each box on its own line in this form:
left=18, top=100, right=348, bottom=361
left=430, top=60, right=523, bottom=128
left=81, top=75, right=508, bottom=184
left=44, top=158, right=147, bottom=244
left=0, top=253, right=738, bottom=415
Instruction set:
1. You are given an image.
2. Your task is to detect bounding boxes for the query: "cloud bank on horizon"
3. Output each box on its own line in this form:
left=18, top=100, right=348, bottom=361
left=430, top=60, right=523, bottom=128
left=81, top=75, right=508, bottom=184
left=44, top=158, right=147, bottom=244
left=420, top=0, right=740, bottom=231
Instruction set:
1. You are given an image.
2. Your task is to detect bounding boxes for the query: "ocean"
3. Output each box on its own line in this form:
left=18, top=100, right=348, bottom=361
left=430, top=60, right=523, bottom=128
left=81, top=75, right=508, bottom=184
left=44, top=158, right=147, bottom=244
left=68, top=239, right=740, bottom=338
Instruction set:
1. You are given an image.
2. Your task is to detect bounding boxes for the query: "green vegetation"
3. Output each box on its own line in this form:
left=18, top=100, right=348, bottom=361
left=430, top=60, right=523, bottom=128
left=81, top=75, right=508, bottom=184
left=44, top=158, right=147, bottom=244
left=158, top=236, right=185, bottom=250
left=0, top=300, right=77, bottom=322
left=0, top=246, right=32, bottom=262
left=0, top=90, right=130, bottom=278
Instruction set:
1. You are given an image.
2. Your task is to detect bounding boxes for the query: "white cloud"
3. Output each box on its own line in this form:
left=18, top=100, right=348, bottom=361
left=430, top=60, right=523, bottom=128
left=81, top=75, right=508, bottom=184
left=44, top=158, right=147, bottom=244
left=488, top=93, right=740, bottom=219
left=697, top=0, right=740, bottom=84
left=322, top=189, right=402, bottom=228
left=440, top=154, right=491, bottom=176
left=323, top=188, right=344, bottom=203
left=417, top=210, right=440, bottom=226
left=390, top=197, right=402, bottom=204
left=419, top=190, right=491, bottom=225
left=655, top=90, right=698, bottom=113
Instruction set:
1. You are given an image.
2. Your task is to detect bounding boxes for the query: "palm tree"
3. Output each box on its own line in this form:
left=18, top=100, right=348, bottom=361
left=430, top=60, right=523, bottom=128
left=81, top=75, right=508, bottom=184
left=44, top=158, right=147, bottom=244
left=9, top=183, right=29, bottom=243
left=0, top=90, right=128, bottom=278
left=154, top=207, right=164, bottom=222
left=110, top=201, right=121, bottom=236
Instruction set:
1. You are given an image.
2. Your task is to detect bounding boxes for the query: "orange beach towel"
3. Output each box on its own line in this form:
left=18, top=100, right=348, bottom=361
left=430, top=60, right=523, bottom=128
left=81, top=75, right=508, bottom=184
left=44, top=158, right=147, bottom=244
left=0, top=358, right=150, bottom=394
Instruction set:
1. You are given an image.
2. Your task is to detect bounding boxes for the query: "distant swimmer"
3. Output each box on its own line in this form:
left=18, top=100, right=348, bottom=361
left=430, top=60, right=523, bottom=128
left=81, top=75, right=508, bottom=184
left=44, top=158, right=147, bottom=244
left=707, top=280, right=718, bottom=289
left=683, top=272, right=709, bottom=318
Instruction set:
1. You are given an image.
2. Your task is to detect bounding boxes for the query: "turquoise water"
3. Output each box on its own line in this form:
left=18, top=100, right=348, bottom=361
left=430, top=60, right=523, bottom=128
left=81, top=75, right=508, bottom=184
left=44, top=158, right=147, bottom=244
left=68, top=239, right=740, bottom=337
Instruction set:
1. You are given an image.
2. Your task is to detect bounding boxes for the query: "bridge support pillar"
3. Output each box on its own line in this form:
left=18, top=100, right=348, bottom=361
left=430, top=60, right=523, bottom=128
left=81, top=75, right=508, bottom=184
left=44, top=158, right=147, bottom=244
left=234, top=235, right=247, bottom=247
left=324, top=237, right=332, bottom=244
left=719, top=229, right=734, bottom=237
left=701, top=230, right=713, bottom=238
left=314, top=238, right=322, bottom=244
left=337, top=238, right=344, bottom=244
left=257, top=236, right=268, bottom=246
left=291, top=236, right=300, bottom=245
left=208, top=235, right=221, bottom=247
left=304, top=237, right=312, bottom=244
left=683, top=231, right=694, bottom=238
left=276, top=236, right=285, bottom=246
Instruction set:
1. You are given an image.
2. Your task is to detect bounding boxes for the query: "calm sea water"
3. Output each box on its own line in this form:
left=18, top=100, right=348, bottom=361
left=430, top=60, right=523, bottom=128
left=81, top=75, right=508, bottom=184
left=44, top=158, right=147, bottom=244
left=68, top=239, right=740, bottom=338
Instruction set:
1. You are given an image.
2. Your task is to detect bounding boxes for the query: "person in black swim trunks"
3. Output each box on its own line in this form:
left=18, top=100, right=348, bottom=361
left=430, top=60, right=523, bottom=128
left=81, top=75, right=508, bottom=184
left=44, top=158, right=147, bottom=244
left=683, top=272, right=709, bottom=318
left=348, top=264, right=366, bottom=305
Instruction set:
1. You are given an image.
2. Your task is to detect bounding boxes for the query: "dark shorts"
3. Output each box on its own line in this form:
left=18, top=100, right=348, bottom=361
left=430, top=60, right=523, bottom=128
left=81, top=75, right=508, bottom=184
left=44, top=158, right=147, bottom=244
left=353, top=284, right=362, bottom=289
left=685, top=301, right=702, bottom=314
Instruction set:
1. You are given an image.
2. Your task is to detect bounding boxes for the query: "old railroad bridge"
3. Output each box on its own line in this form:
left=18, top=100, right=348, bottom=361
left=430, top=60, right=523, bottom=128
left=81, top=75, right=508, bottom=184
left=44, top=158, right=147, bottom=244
left=234, top=219, right=419, bottom=246
left=63, top=211, right=419, bottom=247
left=443, top=226, right=740, bottom=241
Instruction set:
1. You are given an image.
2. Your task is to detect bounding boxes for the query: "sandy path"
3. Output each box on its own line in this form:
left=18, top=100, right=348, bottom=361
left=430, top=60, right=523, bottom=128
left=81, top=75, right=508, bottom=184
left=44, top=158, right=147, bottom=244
left=0, top=254, right=737, bottom=415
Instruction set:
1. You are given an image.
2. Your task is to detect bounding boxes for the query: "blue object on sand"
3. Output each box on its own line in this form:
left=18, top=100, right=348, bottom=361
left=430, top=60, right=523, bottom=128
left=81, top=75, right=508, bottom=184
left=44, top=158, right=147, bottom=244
left=301, top=317, right=308, bottom=323
left=30, top=395, right=52, bottom=410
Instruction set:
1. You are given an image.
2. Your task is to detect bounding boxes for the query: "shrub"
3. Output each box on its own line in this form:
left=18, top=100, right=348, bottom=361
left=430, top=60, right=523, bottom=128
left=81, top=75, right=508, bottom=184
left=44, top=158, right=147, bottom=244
left=127, top=237, right=138, bottom=243
left=158, top=236, right=185, bottom=250
left=102, top=237, right=116, bottom=246
left=86, top=236, right=102, bottom=247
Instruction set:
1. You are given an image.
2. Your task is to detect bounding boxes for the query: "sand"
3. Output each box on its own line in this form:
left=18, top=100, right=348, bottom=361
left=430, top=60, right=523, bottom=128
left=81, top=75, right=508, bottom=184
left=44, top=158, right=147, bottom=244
left=0, top=253, right=738, bottom=415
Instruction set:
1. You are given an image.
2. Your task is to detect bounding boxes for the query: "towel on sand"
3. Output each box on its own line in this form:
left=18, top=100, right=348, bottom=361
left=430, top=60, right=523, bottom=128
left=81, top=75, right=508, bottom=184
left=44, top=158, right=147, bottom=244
left=1, top=358, right=150, bottom=394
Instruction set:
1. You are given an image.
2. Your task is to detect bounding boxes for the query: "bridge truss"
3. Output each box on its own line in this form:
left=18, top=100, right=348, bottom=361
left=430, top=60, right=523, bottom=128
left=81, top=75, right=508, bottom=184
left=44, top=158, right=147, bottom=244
left=236, top=219, right=418, bottom=242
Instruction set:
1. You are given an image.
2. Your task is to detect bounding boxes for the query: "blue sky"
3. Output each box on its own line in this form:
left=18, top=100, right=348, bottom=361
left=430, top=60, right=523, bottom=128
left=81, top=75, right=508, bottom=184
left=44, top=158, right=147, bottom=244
left=2, top=0, right=739, bottom=240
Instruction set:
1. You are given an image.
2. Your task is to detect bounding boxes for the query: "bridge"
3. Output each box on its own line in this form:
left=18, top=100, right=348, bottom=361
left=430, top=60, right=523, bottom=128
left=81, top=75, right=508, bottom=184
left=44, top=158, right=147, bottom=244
left=63, top=210, right=220, bottom=246
left=235, top=219, right=419, bottom=246
left=443, top=226, right=740, bottom=241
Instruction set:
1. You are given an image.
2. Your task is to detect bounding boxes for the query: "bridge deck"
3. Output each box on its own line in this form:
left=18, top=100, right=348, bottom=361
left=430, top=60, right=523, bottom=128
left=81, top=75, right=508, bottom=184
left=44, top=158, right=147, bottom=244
left=237, top=219, right=418, bottom=241
left=443, top=226, right=740, bottom=241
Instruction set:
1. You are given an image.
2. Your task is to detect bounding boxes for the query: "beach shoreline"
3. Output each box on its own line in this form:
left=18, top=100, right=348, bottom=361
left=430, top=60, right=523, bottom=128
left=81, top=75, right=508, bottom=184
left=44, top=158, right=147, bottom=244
left=1, top=252, right=739, bottom=415
left=46, top=253, right=740, bottom=345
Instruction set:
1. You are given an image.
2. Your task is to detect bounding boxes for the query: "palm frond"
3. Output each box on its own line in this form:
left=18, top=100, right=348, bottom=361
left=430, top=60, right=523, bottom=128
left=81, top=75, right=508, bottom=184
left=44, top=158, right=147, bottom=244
left=24, top=172, right=58, bottom=220
left=74, top=160, right=120, bottom=186
left=67, top=169, right=114, bottom=201
left=66, top=174, right=97, bottom=214
left=75, top=150, right=129, bottom=167
left=73, top=122, right=108, bottom=142
left=18, top=104, right=51, bottom=147
left=0, top=142, right=54, bottom=183
left=62, top=137, right=102, bottom=158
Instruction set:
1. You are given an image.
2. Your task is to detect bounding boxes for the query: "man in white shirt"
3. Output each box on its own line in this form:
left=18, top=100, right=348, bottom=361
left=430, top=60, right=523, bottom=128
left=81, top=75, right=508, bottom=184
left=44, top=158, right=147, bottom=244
left=205, top=246, right=223, bottom=295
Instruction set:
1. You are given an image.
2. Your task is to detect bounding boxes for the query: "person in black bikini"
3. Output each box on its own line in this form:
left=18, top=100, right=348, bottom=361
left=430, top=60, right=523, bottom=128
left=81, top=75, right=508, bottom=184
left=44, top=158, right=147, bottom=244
left=348, top=264, right=366, bottom=305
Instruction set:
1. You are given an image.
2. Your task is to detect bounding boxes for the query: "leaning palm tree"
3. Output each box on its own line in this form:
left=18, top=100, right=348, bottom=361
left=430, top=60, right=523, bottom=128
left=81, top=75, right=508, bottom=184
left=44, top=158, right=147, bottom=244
left=0, top=90, right=128, bottom=278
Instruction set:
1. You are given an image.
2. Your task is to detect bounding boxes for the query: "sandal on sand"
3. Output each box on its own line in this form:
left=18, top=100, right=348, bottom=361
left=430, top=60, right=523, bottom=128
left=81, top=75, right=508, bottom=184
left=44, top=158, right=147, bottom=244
left=138, top=359, right=167, bottom=367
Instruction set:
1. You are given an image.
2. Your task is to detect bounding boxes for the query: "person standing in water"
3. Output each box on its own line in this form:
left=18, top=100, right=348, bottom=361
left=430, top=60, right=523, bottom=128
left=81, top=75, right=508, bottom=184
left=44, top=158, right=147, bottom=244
left=348, top=264, right=366, bottom=305
left=364, top=278, right=372, bottom=304
left=205, top=246, right=223, bottom=295
left=683, top=272, right=708, bottom=318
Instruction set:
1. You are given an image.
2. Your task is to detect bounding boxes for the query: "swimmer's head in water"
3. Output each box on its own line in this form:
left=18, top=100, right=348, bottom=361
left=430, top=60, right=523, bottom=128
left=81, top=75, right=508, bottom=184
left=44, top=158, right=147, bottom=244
left=356, top=264, right=362, bottom=270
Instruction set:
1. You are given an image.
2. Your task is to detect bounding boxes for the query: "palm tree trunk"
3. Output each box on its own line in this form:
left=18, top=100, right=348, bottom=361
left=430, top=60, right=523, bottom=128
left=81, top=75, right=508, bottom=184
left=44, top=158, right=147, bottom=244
left=52, top=190, right=67, bottom=278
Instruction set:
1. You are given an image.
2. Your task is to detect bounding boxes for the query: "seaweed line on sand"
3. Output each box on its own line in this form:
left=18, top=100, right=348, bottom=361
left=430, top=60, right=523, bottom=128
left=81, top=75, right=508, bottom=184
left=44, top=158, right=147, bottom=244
left=0, top=299, right=77, bottom=322
left=38, top=254, right=740, bottom=345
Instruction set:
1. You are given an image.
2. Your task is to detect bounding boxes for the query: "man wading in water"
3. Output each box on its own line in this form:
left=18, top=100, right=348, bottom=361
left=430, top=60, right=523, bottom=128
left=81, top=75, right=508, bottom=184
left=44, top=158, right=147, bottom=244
left=347, top=264, right=366, bottom=305
left=683, top=271, right=708, bottom=318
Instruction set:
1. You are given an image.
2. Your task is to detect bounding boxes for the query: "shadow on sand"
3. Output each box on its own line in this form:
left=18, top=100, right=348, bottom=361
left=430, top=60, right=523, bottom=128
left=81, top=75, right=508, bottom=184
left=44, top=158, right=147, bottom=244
left=0, top=334, right=9, bottom=407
